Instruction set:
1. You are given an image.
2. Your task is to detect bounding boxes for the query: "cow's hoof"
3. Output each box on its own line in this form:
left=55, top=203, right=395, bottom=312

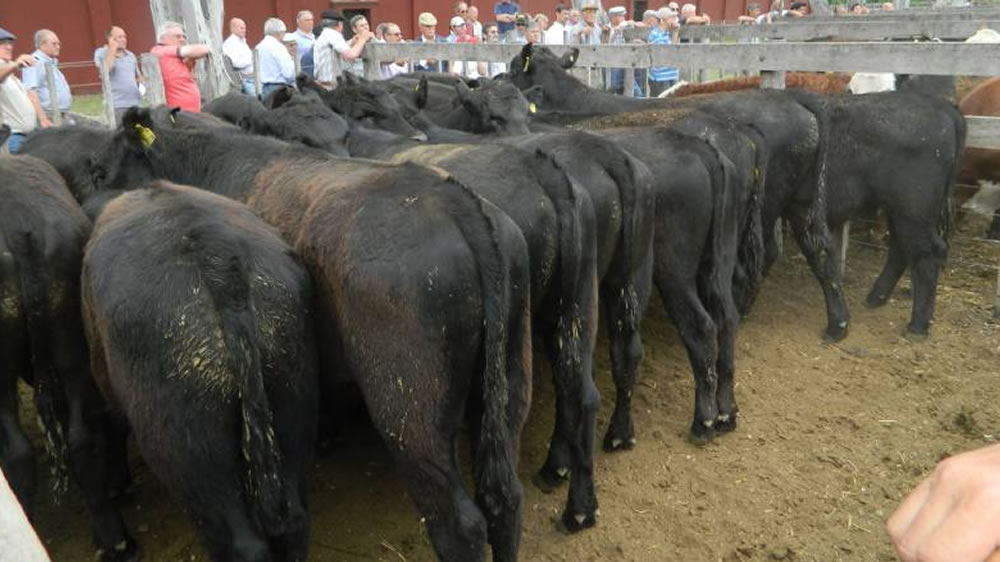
left=555, top=510, right=597, bottom=534
left=904, top=327, right=929, bottom=342
left=822, top=322, right=848, bottom=343
left=865, top=292, right=889, bottom=308
left=687, top=421, right=715, bottom=446
left=715, top=413, right=738, bottom=434
left=96, top=538, right=140, bottom=562
left=602, top=429, right=636, bottom=453
left=532, top=466, right=568, bottom=494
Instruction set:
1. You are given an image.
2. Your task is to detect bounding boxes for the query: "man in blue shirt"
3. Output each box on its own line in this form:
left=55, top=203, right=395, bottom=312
left=495, top=0, right=520, bottom=38
left=647, top=8, right=680, bottom=97
left=255, top=18, right=295, bottom=97
left=93, top=26, right=142, bottom=124
left=293, top=10, right=316, bottom=77
left=21, top=29, right=72, bottom=126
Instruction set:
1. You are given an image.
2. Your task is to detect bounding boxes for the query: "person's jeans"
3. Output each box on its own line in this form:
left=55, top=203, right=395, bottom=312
left=261, top=83, right=289, bottom=98
left=241, top=78, right=256, bottom=96
left=6, top=133, right=27, bottom=154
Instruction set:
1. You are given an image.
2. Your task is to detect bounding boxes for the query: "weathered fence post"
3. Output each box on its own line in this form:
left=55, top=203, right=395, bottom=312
left=43, top=63, right=61, bottom=126
left=760, top=70, right=786, bottom=89
left=363, top=43, right=381, bottom=81
left=624, top=67, right=635, bottom=97
left=99, top=63, right=117, bottom=127
left=253, top=48, right=262, bottom=98
left=140, top=53, right=166, bottom=106
left=148, top=0, right=228, bottom=101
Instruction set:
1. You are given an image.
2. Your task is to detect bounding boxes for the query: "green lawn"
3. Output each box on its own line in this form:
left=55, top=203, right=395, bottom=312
left=71, top=94, right=106, bottom=118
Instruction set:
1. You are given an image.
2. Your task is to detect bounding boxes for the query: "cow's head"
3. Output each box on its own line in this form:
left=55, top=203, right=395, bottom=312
left=453, top=79, right=533, bottom=136
left=328, top=72, right=426, bottom=140
left=505, top=43, right=582, bottom=110
left=86, top=107, right=159, bottom=195
left=251, top=93, right=351, bottom=156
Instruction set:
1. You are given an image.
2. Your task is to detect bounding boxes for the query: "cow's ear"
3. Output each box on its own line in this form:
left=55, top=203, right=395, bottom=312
left=121, top=107, right=156, bottom=151
left=559, top=48, right=579, bottom=69
left=455, top=79, right=476, bottom=111
left=416, top=75, right=429, bottom=109
left=523, top=85, right=544, bottom=112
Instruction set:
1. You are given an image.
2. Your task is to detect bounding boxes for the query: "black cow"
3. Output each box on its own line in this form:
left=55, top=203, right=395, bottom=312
left=203, top=92, right=350, bottom=155
left=385, top=75, right=536, bottom=136
left=806, top=90, right=966, bottom=336
left=88, top=108, right=532, bottom=562
left=505, top=44, right=851, bottom=342
left=0, top=153, right=134, bottom=560
left=298, top=73, right=428, bottom=140
left=82, top=181, right=318, bottom=560
left=347, top=127, right=603, bottom=533
left=587, top=124, right=752, bottom=443
left=19, top=125, right=114, bottom=201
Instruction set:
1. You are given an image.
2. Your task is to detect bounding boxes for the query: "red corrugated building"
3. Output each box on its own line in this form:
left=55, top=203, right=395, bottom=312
left=1, top=0, right=750, bottom=91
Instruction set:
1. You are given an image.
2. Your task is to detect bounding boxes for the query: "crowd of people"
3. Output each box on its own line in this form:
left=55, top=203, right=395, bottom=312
left=0, top=0, right=922, bottom=155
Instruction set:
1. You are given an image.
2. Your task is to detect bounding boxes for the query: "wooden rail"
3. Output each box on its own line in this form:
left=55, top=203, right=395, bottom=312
left=677, top=19, right=1000, bottom=41
left=362, top=42, right=1000, bottom=75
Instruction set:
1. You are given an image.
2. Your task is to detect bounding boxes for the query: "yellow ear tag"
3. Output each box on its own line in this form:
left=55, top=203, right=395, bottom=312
left=134, top=124, right=156, bottom=149
left=523, top=57, right=531, bottom=73
left=529, top=102, right=537, bottom=114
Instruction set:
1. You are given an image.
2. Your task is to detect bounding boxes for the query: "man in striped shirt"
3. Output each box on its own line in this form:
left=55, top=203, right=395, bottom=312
left=647, top=8, right=679, bottom=97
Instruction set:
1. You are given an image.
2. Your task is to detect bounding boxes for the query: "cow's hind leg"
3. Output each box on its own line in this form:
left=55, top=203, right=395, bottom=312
left=713, top=284, right=741, bottom=435
left=599, top=253, right=653, bottom=452
left=658, top=277, right=719, bottom=445
left=865, top=228, right=908, bottom=308
left=900, top=226, right=947, bottom=337
left=787, top=211, right=850, bottom=341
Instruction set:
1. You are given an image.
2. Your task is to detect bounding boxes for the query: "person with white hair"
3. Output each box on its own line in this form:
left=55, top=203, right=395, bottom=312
left=255, top=18, right=295, bottom=97
left=222, top=18, right=254, bottom=94
left=293, top=10, right=315, bottom=76
left=20, top=29, right=72, bottom=124
left=679, top=3, right=711, bottom=25
left=150, top=21, right=210, bottom=112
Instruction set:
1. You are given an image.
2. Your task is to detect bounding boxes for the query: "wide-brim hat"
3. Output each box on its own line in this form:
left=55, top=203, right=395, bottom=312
left=418, top=12, right=438, bottom=26
left=581, top=2, right=599, bottom=11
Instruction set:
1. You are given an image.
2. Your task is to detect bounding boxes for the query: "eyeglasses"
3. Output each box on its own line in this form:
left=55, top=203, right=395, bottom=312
left=386, top=31, right=401, bottom=36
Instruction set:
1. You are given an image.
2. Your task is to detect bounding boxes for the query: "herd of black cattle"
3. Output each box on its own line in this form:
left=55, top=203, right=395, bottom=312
left=0, top=43, right=966, bottom=561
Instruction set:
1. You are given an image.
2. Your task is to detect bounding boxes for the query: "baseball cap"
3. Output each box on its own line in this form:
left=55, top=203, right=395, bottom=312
left=581, top=2, right=599, bottom=11
left=321, top=9, right=345, bottom=22
left=450, top=15, right=466, bottom=27
left=418, top=12, right=438, bottom=26
left=515, top=13, right=530, bottom=25
left=0, top=27, right=15, bottom=42
left=608, top=6, right=627, bottom=15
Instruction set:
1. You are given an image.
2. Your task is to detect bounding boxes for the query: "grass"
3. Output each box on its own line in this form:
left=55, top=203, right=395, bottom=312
left=71, top=93, right=107, bottom=118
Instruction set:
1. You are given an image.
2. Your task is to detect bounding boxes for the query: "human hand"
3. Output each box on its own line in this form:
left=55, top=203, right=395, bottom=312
left=15, top=54, right=35, bottom=68
left=39, top=116, right=53, bottom=128
left=887, top=443, right=1000, bottom=562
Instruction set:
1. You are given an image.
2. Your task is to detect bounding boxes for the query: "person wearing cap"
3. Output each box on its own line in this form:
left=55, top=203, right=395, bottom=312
left=293, top=11, right=316, bottom=76
left=254, top=18, right=295, bottom=97
left=20, top=29, right=73, bottom=125
left=447, top=15, right=485, bottom=78
left=413, top=12, right=445, bottom=72
left=545, top=4, right=570, bottom=45
left=93, top=26, right=143, bottom=124
left=0, top=27, right=39, bottom=153
left=313, top=9, right=373, bottom=86
left=605, top=6, right=631, bottom=95
left=495, top=0, right=521, bottom=38
left=646, top=8, right=680, bottom=97
left=508, top=12, right=531, bottom=43
left=570, top=3, right=602, bottom=45
left=150, top=21, right=210, bottom=112
left=223, top=18, right=254, bottom=94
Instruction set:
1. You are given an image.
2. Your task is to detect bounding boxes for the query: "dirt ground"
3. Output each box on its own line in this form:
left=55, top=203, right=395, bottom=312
left=23, top=213, right=1000, bottom=562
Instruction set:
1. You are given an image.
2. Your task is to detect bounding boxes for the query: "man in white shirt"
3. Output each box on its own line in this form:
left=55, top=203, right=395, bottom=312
left=312, top=10, right=372, bottom=87
left=0, top=27, right=39, bottom=153
left=545, top=4, right=570, bottom=45
left=255, top=18, right=295, bottom=97
left=222, top=18, right=254, bottom=94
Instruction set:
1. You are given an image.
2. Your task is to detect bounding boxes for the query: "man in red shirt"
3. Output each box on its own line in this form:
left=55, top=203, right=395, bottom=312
left=150, top=21, right=210, bottom=112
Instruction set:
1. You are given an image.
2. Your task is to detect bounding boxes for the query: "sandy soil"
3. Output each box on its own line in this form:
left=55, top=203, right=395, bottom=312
left=24, top=213, right=1000, bottom=562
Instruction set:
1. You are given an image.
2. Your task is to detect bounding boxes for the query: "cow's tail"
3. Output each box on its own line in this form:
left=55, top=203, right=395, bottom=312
left=604, top=149, right=653, bottom=337
left=700, top=138, right=737, bottom=314
left=203, top=250, right=288, bottom=534
left=446, top=176, right=527, bottom=532
left=942, top=103, right=967, bottom=247
left=13, top=231, right=70, bottom=499
left=785, top=90, right=832, bottom=241
left=733, top=124, right=768, bottom=315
